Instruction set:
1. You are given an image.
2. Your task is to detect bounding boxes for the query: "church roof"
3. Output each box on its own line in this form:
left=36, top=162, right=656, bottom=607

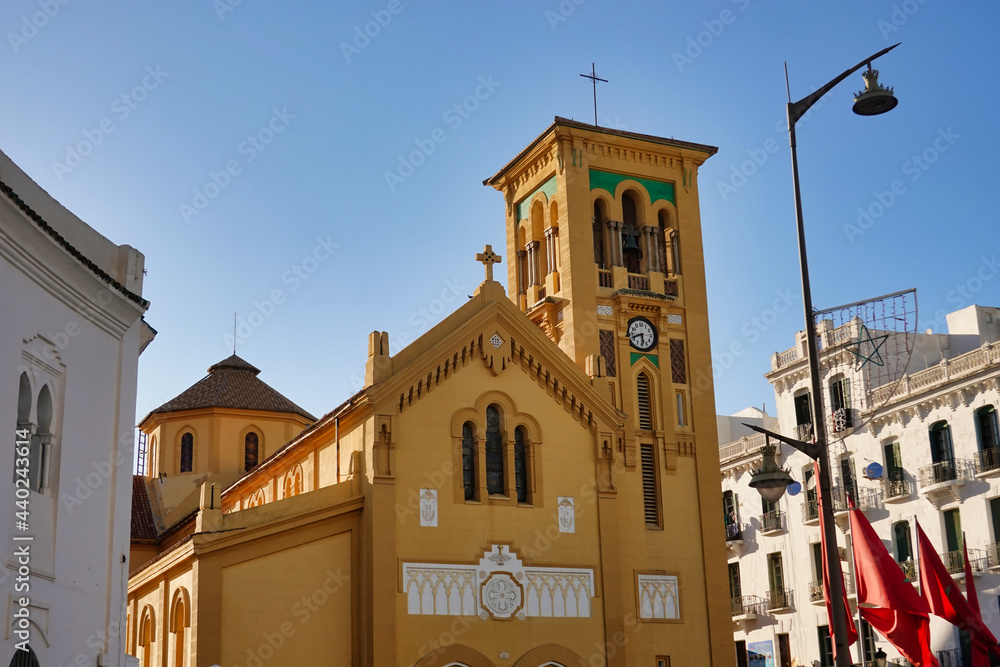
left=484, top=116, right=719, bottom=187
left=130, top=476, right=158, bottom=542
left=146, top=354, right=315, bottom=420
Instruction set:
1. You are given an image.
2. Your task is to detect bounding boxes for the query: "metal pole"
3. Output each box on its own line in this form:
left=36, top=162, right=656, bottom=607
left=788, top=105, right=854, bottom=667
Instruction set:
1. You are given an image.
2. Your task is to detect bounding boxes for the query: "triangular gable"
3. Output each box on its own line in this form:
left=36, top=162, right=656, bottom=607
left=366, top=281, right=625, bottom=434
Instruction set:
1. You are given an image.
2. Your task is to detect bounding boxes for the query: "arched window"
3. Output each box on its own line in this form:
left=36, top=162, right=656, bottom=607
left=893, top=520, right=912, bottom=562
left=244, top=432, right=259, bottom=471
left=514, top=427, right=529, bottom=504
left=621, top=192, right=642, bottom=273
left=976, top=406, right=999, bottom=473
left=171, top=591, right=189, bottom=667
left=16, top=372, right=31, bottom=426
left=8, top=645, right=40, bottom=667
left=462, top=422, right=476, bottom=501
left=139, top=607, right=155, bottom=667
left=283, top=465, right=303, bottom=498
left=636, top=372, right=653, bottom=430
left=593, top=200, right=607, bottom=269
left=929, top=421, right=953, bottom=463
left=180, top=432, right=193, bottom=473
left=149, top=436, right=158, bottom=478
left=485, top=405, right=504, bottom=495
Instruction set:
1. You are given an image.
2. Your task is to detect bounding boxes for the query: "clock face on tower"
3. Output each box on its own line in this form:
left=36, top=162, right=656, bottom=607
left=627, top=317, right=658, bottom=352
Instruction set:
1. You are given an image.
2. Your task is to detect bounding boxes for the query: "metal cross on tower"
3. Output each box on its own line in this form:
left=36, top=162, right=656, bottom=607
left=579, top=63, right=608, bottom=126
left=476, top=245, right=502, bottom=282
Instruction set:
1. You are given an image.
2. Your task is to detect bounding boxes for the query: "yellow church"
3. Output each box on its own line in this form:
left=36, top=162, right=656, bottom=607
left=126, top=117, right=734, bottom=667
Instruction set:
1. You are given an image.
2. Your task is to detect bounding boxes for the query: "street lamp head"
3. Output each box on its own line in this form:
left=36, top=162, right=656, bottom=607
left=874, top=648, right=887, bottom=667
left=853, top=64, right=898, bottom=116
left=749, top=439, right=793, bottom=504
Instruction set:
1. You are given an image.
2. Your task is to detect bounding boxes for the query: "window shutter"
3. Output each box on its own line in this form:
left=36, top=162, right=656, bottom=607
left=641, top=443, right=659, bottom=526
left=637, top=374, right=652, bottom=430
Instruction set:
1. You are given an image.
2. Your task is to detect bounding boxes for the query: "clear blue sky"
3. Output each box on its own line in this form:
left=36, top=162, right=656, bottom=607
left=2, top=1, right=996, bottom=441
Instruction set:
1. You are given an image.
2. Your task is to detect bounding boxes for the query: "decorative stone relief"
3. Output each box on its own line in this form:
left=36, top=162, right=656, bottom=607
left=557, top=497, right=575, bottom=533
left=637, top=573, right=680, bottom=620
left=402, top=545, right=594, bottom=620
left=419, top=489, right=437, bottom=527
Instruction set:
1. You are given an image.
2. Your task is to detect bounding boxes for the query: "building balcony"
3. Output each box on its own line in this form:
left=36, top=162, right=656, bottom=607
left=937, top=648, right=961, bottom=667
left=881, top=470, right=911, bottom=502
left=759, top=510, right=784, bottom=535
left=802, top=499, right=819, bottom=524
left=766, top=588, right=792, bottom=612
left=725, top=522, right=744, bottom=554
left=831, top=486, right=880, bottom=514
left=976, top=446, right=1000, bottom=477
left=794, top=423, right=813, bottom=442
left=627, top=273, right=649, bottom=291
left=808, top=576, right=855, bottom=604
left=898, top=559, right=916, bottom=583
left=940, top=549, right=986, bottom=577
left=988, top=543, right=1000, bottom=570
left=731, top=595, right=766, bottom=630
left=918, top=459, right=973, bottom=505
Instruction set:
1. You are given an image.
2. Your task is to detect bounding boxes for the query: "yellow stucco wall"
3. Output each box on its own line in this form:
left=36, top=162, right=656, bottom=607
left=220, top=533, right=352, bottom=666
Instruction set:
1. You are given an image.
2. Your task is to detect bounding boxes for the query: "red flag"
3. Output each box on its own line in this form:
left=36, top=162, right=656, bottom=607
left=917, top=523, right=998, bottom=652
left=962, top=534, right=1000, bottom=665
left=816, top=463, right=858, bottom=660
left=850, top=505, right=938, bottom=667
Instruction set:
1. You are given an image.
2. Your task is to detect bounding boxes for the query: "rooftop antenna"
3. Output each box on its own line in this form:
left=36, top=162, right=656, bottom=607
left=233, top=312, right=237, bottom=355
left=580, top=63, right=607, bottom=126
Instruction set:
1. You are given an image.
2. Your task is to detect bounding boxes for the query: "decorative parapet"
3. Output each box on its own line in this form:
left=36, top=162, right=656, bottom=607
left=402, top=544, right=594, bottom=620
left=867, top=342, right=1000, bottom=410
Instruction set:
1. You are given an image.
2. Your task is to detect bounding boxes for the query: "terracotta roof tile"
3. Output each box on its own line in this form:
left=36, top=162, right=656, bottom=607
left=130, top=476, right=158, bottom=541
left=149, top=354, right=315, bottom=420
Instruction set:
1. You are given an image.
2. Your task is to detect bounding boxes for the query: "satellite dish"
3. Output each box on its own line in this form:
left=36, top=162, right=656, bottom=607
left=865, top=462, right=884, bottom=480
left=787, top=481, right=802, bottom=496
left=805, top=475, right=817, bottom=491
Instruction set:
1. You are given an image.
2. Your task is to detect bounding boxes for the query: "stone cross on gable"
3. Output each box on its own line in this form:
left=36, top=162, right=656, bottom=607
left=476, top=245, right=502, bottom=282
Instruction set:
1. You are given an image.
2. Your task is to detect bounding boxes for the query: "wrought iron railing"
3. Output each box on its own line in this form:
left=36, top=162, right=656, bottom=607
left=731, top=594, right=766, bottom=617
left=725, top=522, right=743, bottom=542
left=936, top=648, right=961, bottom=667
left=766, top=588, right=792, bottom=611
left=831, top=486, right=880, bottom=512
left=627, top=274, right=649, bottom=290
left=988, top=542, right=1000, bottom=569
left=760, top=510, right=783, bottom=533
left=795, top=423, right=813, bottom=441
left=918, top=459, right=973, bottom=488
left=802, top=499, right=819, bottom=522
left=940, top=548, right=987, bottom=575
left=882, top=468, right=910, bottom=500
left=977, top=445, right=1000, bottom=474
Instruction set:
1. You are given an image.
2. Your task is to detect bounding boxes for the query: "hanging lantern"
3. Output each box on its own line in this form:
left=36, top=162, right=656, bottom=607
left=853, top=64, right=898, bottom=116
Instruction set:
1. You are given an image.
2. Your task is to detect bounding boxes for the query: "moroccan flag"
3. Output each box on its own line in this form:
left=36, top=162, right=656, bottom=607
left=816, top=462, right=858, bottom=660
left=850, top=505, right=938, bottom=667
left=916, top=522, right=997, bottom=656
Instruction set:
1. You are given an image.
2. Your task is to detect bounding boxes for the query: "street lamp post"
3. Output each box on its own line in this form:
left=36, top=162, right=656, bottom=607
left=748, top=44, right=900, bottom=667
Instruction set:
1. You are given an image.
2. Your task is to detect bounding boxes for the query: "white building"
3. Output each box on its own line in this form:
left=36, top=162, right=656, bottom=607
left=0, top=150, right=153, bottom=666
left=720, top=305, right=1000, bottom=667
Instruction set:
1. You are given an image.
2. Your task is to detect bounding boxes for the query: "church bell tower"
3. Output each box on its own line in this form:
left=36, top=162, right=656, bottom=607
left=484, top=116, right=733, bottom=666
